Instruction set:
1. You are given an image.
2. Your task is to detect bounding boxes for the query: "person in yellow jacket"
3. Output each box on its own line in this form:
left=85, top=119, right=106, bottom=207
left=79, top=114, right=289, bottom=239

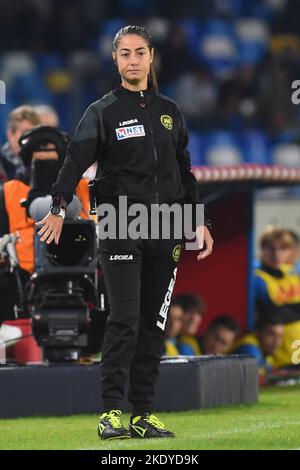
left=233, top=315, right=284, bottom=373
left=0, top=126, right=90, bottom=325
left=164, top=301, right=184, bottom=356
left=254, top=227, right=300, bottom=368
left=176, top=293, right=204, bottom=355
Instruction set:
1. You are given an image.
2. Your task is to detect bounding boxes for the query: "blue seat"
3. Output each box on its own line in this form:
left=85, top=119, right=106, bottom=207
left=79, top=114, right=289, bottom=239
left=198, top=22, right=238, bottom=76
left=119, top=0, right=150, bottom=15
left=188, top=131, right=204, bottom=166
left=242, top=130, right=270, bottom=164
left=235, top=19, right=269, bottom=65
left=36, top=54, right=64, bottom=74
left=8, top=72, right=51, bottom=105
left=98, top=20, right=126, bottom=63
left=100, top=19, right=125, bottom=36
left=177, top=19, right=202, bottom=52
left=160, top=82, right=177, bottom=100
left=238, top=40, right=267, bottom=64
left=204, top=131, right=243, bottom=165
left=271, top=143, right=300, bottom=167
left=202, top=19, right=235, bottom=36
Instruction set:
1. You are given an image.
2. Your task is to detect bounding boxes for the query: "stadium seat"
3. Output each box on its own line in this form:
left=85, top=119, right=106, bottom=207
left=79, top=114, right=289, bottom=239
left=177, top=19, right=202, bottom=52
left=119, top=0, right=151, bottom=15
left=9, top=73, right=50, bottom=105
left=204, top=131, right=243, bottom=165
left=188, top=131, right=204, bottom=166
left=144, top=18, right=171, bottom=43
left=272, top=143, right=300, bottom=167
left=198, top=21, right=238, bottom=76
left=98, top=19, right=125, bottom=62
left=235, top=19, right=269, bottom=64
left=242, top=130, right=271, bottom=164
left=0, top=52, right=36, bottom=84
left=36, top=54, right=65, bottom=74
left=100, top=19, right=126, bottom=36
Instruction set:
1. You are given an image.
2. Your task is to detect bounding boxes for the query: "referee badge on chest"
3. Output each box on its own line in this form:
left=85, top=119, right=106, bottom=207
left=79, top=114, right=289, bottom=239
left=160, top=115, right=173, bottom=130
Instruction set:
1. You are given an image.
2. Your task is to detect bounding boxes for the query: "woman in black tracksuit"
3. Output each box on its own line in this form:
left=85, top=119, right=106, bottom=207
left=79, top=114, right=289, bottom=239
left=37, top=25, right=213, bottom=440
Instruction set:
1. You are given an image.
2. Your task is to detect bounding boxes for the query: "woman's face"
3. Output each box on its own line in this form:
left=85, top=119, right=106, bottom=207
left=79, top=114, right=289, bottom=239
left=113, top=34, right=153, bottom=86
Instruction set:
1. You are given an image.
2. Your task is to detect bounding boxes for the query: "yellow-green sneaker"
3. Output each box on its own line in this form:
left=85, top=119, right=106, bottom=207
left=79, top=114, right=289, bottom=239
left=98, top=410, right=131, bottom=440
left=129, top=413, right=175, bottom=439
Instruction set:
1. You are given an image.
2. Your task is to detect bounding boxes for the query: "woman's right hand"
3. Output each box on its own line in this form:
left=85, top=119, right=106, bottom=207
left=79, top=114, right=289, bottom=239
left=36, top=212, right=65, bottom=245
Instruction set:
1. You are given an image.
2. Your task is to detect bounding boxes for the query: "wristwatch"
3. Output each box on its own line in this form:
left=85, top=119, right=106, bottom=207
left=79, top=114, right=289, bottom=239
left=50, top=205, right=66, bottom=219
left=50, top=197, right=67, bottom=219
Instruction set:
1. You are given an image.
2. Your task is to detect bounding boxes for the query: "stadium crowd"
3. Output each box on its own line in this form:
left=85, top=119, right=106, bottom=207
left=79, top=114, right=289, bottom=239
left=1, top=0, right=300, bottom=167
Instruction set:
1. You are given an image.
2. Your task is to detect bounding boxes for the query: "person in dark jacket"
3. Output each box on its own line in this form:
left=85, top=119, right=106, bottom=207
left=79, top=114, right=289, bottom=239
left=36, top=25, right=214, bottom=440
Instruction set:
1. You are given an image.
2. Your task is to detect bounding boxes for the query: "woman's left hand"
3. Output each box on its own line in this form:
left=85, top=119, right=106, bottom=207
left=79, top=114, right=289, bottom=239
left=196, top=226, right=214, bottom=261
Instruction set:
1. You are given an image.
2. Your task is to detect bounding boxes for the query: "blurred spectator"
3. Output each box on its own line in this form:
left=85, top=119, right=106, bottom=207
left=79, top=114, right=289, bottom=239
left=175, top=293, right=205, bottom=355
left=164, top=301, right=184, bottom=356
left=217, top=64, right=260, bottom=129
left=158, top=24, right=196, bottom=86
left=258, top=225, right=300, bottom=270
left=281, top=229, right=300, bottom=269
left=34, top=104, right=59, bottom=127
left=0, top=105, right=41, bottom=180
left=233, top=314, right=284, bottom=372
left=254, top=226, right=300, bottom=368
left=199, top=315, right=240, bottom=355
left=174, top=66, right=217, bottom=130
left=1, top=5, right=300, bottom=158
left=0, top=0, right=51, bottom=51
left=256, top=54, right=297, bottom=135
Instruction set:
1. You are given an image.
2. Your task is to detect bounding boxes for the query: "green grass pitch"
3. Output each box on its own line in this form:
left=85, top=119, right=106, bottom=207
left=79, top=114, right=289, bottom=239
left=1, top=385, right=300, bottom=450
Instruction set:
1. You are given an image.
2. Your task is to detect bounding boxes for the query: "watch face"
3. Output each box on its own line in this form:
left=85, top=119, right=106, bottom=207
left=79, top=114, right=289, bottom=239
left=51, top=206, right=61, bottom=215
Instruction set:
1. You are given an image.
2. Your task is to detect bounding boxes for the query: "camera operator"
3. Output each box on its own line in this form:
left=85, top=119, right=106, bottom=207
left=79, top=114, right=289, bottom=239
left=0, top=126, right=91, bottom=326
left=0, top=105, right=41, bottom=181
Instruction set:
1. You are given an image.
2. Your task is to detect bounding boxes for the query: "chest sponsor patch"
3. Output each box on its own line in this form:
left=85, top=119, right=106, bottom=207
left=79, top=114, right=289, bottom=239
left=116, top=125, right=145, bottom=140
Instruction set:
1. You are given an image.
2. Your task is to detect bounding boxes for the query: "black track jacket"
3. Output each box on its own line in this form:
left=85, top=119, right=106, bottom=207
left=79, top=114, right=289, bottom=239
left=52, top=85, right=202, bottom=213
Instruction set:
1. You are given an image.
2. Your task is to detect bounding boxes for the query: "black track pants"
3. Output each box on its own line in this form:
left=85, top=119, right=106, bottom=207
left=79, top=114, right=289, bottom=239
left=99, top=230, right=183, bottom=415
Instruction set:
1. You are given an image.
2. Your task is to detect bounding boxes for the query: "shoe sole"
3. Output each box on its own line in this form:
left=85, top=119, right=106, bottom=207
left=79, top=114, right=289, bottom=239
left=130, top=432, right=175, bottom=439
left=103, top=435, right=131, bottom=441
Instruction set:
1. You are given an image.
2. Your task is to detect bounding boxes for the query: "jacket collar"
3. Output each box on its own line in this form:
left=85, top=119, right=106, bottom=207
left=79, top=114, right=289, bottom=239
left=113, top=83, right=158, bottom=99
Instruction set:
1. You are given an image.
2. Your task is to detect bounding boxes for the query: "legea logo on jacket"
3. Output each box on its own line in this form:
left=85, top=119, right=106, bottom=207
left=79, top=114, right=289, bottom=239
left=110, top=255, right=133, bottom=261
left=116, top=125, right=145, bottom=140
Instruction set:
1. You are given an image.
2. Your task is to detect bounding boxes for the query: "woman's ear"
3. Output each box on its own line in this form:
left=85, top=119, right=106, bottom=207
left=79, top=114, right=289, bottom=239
left=112, top=53, right=117, bottom=66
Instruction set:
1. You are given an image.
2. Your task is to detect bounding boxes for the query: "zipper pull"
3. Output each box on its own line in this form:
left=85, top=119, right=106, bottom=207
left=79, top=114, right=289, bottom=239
left=140, top=90, right=145, bottom=108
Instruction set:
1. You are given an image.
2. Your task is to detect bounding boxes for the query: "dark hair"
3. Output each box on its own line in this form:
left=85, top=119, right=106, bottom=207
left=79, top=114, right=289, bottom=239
left=255, top=313, right=284, bottom=331
left=172, top=293, right=204, bottom=315
left=207, top=315, right=240, bottom=335
left=112, top=25, right=158, bottom=90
